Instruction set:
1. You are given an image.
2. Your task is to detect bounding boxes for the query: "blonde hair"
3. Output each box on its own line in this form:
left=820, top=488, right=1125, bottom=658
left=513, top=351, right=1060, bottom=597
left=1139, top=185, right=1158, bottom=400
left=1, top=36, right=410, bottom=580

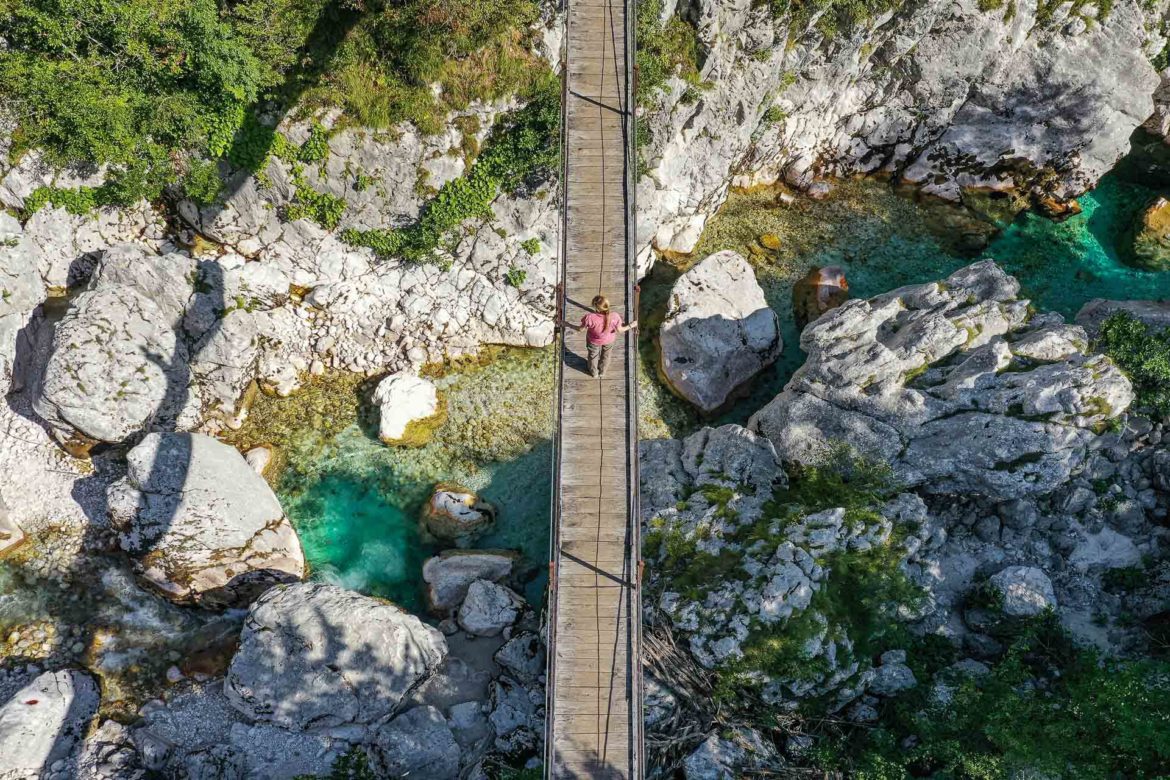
left=592, top=295, right=612, bottom=331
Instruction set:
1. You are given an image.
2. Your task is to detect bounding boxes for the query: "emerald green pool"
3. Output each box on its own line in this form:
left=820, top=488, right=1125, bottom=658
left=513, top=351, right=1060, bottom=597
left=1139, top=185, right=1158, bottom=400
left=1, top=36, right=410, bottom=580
left=638, top=171, right=1170, bottom=438
left=277, top=348, right=555, bottom=612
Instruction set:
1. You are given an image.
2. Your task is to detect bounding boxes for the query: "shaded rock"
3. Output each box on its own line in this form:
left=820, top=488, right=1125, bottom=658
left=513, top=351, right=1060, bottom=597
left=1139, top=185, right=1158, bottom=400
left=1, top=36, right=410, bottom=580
left=869, top=659, right=917, bottom=697
left=493, top=631, right=545, bottom=685
left=988, top=566, right=1056, bottom=618
left=792, top=265, right=848, bottom=330
left=1126, top=196, right=1170, bottom=271
left=0, top=670, right=100, bottom=778
left=658, top=251, right=781, bottom=414
left=457, top=579, right=524, bottom=637
left=373, top=372, right=444, bottom=446
left=225, top=582, right=447, bottom=730
left=487, top=676, right=543, bottom=756
left=422, top=487, right=496, bottom=544
left=422, top=549, right=518, bottom=614
left=107, top=432, right=304, bottom=606
left=750, top=261, right=1133, bottom=500
left=368, top=705, right=460, bottom=780
left=1076, top=298, right=1170, bottom=338
left=683, top=726, right=783, bottom=779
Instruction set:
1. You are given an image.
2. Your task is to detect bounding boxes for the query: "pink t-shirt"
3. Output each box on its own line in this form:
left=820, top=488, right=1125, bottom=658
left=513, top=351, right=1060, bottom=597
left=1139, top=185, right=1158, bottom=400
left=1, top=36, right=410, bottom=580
left=582, top=311, right=622, bottom=345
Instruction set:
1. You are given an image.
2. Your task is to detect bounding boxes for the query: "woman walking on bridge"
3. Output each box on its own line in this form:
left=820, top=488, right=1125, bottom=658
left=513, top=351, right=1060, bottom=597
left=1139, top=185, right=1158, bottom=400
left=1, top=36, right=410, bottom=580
left=561, top=294, right=637, bottom=378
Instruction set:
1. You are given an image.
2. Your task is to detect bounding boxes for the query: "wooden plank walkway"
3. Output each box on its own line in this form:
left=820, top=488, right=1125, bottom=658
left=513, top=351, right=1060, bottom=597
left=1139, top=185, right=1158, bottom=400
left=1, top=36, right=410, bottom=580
left=545, top=0, right=643, bottom=777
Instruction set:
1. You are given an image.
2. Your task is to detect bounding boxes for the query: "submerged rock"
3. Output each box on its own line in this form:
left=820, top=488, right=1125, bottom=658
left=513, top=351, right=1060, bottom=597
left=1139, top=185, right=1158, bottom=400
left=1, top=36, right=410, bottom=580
left=750, top=261, right=1133, bottom=500
left=658, top=251, right=781, bottom=414
left=1126, top=196, right=1170, bottom=271
left=0, top=670, right=100, bottom=778
left=792, top=265, right=848, bottom=330
left=108, top=432, right=305, bottom=606
left=373, top=372, right=444, bottom=446
left=225, top=582, right=447, bottom=730
left=422, top=549, right=518, bottom=614
left=422, top=486, right=497, bottom=544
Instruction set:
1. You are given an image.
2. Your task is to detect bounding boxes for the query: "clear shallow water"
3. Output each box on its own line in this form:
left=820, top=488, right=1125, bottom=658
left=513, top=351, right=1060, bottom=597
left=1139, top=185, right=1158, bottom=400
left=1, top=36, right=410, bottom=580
left=638, top=172, right=1170, bottom=438
left=275, top=348, right=556, bottom=612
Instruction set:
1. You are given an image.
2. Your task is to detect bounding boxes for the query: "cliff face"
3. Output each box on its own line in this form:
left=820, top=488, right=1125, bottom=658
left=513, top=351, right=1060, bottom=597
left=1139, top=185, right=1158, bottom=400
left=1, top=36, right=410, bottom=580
left=637, top=0, right=1168, bottom=258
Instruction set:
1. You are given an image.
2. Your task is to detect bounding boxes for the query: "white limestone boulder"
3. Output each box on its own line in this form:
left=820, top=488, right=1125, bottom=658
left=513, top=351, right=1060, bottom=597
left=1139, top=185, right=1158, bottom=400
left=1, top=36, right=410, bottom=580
left=225, top=582, right=447, bottom=730
left=658, top=251, right=781, bottom=413
left=373, top=372, right=443, bottom=445
left=107, top=432, right=304, bottom=606
left=368, top=705, right=460, bottom=779
left=0, top=670, right=100, bottom=778
left=749, top=261, right=1134, bottom=500
left=422, top=549, right=518, bottom=614
left=457, top=579, right=525, bottom=637
left=988, top=565, right=1057, bottom=618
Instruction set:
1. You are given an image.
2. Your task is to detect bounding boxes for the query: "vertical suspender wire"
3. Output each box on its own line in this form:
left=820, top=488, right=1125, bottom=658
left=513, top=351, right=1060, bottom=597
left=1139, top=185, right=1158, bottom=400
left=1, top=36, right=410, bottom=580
left=542, top=0, right=571, bottom=769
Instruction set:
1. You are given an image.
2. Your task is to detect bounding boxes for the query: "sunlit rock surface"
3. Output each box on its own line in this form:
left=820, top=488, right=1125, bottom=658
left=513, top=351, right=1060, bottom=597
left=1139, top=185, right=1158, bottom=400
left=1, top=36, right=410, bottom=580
left=659, top=251, right=782, bottom=414
left=750, top=261, right=1134, bottom=500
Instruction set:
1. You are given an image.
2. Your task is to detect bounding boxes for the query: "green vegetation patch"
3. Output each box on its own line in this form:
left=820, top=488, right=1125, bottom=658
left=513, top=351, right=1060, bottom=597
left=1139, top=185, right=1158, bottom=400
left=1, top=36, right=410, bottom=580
left=0, top=0, right=548, bottom=206
left=768, top=0, right=905, bottom=39
left=636, top=0, right=704, bottom=107
left=817, top=614, right=1170, bottom=779
left=342, top=72, right=559, bottom=263
left=1097, top=311, right=1170, bottom=418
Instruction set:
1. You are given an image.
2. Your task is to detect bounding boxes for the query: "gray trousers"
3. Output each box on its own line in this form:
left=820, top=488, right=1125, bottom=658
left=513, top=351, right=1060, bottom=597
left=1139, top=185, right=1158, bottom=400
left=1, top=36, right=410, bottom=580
left=587, top=342, right=612, bottom=377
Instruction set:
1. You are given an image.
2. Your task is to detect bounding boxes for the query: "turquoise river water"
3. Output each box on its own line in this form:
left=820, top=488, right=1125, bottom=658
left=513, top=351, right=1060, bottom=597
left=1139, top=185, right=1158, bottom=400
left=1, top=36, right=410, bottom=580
left=285, top=170, right=1168, bottom=614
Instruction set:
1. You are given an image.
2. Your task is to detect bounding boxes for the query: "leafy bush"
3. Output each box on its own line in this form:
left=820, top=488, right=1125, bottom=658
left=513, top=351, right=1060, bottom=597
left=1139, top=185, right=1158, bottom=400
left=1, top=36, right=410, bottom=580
left=505, top=266, right=527, bottom=288
left=0, top=0, right=269, bottom=201
left=636, top=0, right=703, bottom=106
left=0, top=0, right=545, bottom=202
left=1097, top=311, right=1170, bottom=417
left=293, top=746, right=377, bottom=780
left=182, top=160, right=224, bottom=205
left=298, top=123, right=332, bottom=163
left=820, top=615, right=1170, bottom=779
left=520, top=237, right=541, bottom=255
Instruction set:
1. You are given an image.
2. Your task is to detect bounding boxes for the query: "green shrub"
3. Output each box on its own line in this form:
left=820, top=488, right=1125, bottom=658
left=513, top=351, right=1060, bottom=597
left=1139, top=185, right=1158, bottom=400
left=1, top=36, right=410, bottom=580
left=293, top=746, right=377, bottom=780
left=820, top=615, right=1170, bottom=779
left=298, top=123, right=331, bottom=163
left=505, top=266, right=527, bottom=288
left=636, top=0, right=703, bottom=106
left=0, top=0, right=544, bottom=197
left=520, top=237, right=541, bottom=255
left=23, top=186, right=99, bottom=216
left=0, top=0, right=267, bottom=190
left=182, top=159, right=224, bottom=205
left=1097, top=311, right=1170, bottom=417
